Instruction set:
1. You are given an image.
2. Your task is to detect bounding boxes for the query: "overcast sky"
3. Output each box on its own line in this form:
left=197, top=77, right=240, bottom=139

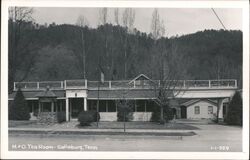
left=32, top=8, right=242, bottom=37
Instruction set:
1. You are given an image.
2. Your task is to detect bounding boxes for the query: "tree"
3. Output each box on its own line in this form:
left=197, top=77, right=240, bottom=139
left=76, top=15, right=89, bottom=79
left=116, top=90, right=134, bottom=132
left=150, top=9, right=165, bottom=41
left=152, top=43, right=186, bottom=123
left=225, top=91, right=242, bottom=126
left=8, top=7, right=37, bottom=92
left=122, top=8, right=136, bottom=79
left=150, top=9, right=186, bottom=123
left=32, top=45, right=82, bottom=81
left=9, top=88, right=30, bottom=120
left=114, top=8, right=120, bottom=25
left=98, top=8, right=108, bottom=25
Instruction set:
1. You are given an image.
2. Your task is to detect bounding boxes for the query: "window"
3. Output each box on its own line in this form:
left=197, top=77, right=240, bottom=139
left=107, top=100, right=116, bottom=112
left=136, top=100, right=145, bottom=112
left=99, top=101, right=106, bottom=112
left=208, top=106, right=213, bottom=114
left=194, top=106, right=200, bottom=114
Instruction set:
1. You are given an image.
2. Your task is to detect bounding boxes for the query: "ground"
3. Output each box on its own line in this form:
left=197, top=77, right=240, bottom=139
left=8, top=119, right=242, bottom=152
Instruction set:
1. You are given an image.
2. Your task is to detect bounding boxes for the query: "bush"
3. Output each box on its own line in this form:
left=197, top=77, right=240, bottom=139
left=89, top=110, right=100, bottom=122
left=150, top=105, right=174, bottom=123
left=116, top=100, right=133, bottom=122
left=225, top=91, right=242, bottom=126
left=57, top=111, right=66, bottom=123
left=9, top=88, right=30, bottom=120
left=78, top=110, right=100, bottom=126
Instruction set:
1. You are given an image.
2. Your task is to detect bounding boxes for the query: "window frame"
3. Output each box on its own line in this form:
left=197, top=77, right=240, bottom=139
left=208, top=106, right=213, bottom=114
left=194, top=106, right=200, bottom=114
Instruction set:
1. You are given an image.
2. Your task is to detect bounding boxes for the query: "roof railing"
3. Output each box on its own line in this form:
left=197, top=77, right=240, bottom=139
left=13, top=79, right=238, bottom=91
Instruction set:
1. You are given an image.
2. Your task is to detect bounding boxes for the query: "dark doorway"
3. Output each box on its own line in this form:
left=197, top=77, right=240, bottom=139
left=70, top=98, right=84, bottom=118
left=180, top=105, right=187, bottom=119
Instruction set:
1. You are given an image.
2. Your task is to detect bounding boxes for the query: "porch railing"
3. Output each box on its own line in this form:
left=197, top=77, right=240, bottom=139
left=14, top=79, right=238, bottom=91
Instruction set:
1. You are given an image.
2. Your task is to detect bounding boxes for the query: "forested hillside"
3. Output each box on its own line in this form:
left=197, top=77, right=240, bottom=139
left=9, top=22, right=242, bottom=91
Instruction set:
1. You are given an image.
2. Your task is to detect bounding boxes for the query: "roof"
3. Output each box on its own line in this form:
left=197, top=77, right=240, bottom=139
left=8, top=90, right=64, bottom=100
left=35, top=88, right=57, bottom=98
left=181, top=99, right=217, bottom=107
left=88, top=89, right=157, bottom=99
left=129, top=74, right=152, bottom=84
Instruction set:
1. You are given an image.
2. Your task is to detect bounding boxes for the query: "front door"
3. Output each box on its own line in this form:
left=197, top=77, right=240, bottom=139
left=180, top=106, right=187, bottom=119
left=70, top=98, right=84, bottom=118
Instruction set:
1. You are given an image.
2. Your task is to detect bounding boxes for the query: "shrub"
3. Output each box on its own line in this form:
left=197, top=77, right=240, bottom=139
left=225, top=91, right=242, bottom=126
left=57, top=111, right=66, bottom=123
left=78, top=110, right=100, bottom=126
left=9, top=88, right=30, bottom=120
left=88, top=110, right=100, bottom=122
left=116, top=100, right=133, bottom=122
left=150, top=105, right=174, bottom=123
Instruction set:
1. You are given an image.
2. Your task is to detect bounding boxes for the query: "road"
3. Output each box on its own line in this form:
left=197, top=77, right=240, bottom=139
left=8, top=124, right=242, bottom=152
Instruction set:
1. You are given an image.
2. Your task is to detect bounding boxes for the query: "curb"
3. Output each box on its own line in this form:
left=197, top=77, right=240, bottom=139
left=9, top=129, right=196, bottom=137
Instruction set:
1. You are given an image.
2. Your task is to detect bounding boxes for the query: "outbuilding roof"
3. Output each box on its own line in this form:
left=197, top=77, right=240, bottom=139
left=181, top=99, right=217, bottom=107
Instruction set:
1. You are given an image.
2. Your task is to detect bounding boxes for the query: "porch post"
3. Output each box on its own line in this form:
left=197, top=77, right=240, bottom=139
left=51, top=101, right=54, bottom=113
left=84, top=98, right=87, bottom=111
left=60, top=100, right=62, bottom=112
left=66, top=98, right=69, bottom=121
left=135, top=100, right=137, bottom=112
left=218, top=99, right=224, bottom=119
left=38, top=101, right=41, bottom=114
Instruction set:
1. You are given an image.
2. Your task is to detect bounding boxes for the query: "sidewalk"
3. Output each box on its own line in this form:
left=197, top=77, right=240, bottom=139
left=9, top=127, right=196, bottom=136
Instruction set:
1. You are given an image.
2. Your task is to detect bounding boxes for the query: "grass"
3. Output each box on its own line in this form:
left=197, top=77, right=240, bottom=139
left=9, top=120, right=200, bottom=130
left=78, top=121, right=200, bottom=130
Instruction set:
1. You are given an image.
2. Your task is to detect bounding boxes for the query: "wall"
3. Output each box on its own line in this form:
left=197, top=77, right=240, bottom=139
left=187, top=101, right=217, bottom=119
left=99, top=112, right=152, bottom=121
left=133, top=112, right=152, bottom=121
left=99, top=112, right=117, bottom=121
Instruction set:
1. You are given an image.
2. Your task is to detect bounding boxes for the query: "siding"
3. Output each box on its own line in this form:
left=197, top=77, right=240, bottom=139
left=187, top=101, right=217, bottom=119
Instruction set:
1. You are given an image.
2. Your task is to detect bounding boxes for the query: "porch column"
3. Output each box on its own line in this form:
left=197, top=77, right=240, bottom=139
left=51, top=101, right=54, bottom=113
left=84, top=98, right=87, bottom=111
left=66, top=98, right=69, bottom=121
left=218, top=98, right=224, bottom=119
left=38, top=101, right=41, bottom=114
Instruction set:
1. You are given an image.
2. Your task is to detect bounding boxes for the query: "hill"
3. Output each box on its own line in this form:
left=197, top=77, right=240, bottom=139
left=8, top=22, right=242, bottom=90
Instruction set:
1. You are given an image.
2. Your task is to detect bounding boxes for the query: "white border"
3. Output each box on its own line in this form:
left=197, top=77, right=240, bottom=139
left=1, top=0, right=249, bottom=159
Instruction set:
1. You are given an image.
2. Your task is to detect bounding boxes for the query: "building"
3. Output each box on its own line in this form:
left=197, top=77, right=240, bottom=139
left=8, top=74, right=238, bottom=121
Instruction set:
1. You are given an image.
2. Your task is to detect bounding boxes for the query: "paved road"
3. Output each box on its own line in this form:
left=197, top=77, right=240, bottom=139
left=9, top=124, right=242, bottom=152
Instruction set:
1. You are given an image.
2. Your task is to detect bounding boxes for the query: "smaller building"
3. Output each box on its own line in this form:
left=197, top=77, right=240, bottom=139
left=180, top=99, right=222, bottom=119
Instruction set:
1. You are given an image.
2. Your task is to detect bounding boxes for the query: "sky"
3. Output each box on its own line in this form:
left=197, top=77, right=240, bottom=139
left=32, top=7, right=242, bottom=37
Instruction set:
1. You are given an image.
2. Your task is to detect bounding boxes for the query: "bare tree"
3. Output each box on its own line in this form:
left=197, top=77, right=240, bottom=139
left=150, top=8, right=165, bottom=41
left=115, top=90, right=134, bottom=132
left=153, top=42, right=186, bottom=123
left=150, top=8, right=186, bottom=123
left=122, top=8, right=135, bottom=33
left=99, top=8, right=108, bottom=25
left=8, top=7, right=36, bottom=92
left=114, top=8, right=120, bottom=25
left=122, top=8, right=136, bottom=79
left=76, top=15, right=89, bottom=79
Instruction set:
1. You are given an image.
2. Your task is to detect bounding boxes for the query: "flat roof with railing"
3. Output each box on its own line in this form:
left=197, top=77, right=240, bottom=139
left=13, top=79, right=238, bottom=91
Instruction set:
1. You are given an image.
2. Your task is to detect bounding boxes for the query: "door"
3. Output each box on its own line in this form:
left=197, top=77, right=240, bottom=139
left=180, top=106, right=187, bottom=119
left=70, top=98, right=84, bottom=118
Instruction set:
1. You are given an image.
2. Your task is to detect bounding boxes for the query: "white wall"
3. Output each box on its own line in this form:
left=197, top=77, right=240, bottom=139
left=99, top=112, right=152, bottom=121
left=133, top=112, right=152, bottom=121
left=187, top=101, right=217, bottom=119
left=100, top=112, right=117, bottom=121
